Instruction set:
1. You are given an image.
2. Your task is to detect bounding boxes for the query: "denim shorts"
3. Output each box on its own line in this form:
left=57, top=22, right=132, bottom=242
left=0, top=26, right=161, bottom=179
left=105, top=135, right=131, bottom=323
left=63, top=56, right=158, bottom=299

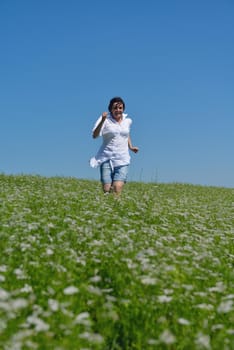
left=100, top=161, right=129, bottom=184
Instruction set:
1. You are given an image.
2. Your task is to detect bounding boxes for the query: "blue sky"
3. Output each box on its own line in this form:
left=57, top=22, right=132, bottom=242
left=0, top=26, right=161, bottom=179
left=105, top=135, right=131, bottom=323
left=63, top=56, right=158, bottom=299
left=1, top=0, right=233, bottom=188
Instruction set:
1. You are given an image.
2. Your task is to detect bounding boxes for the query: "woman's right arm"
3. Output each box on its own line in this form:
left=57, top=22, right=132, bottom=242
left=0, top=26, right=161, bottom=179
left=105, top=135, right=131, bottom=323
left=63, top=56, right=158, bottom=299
left=92, top=112, right=108, bottom=138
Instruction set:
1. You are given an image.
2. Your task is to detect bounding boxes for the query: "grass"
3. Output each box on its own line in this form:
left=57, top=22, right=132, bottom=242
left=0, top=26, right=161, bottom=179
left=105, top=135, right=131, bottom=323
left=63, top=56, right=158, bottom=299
left=0, top=174, right=233, bottom=349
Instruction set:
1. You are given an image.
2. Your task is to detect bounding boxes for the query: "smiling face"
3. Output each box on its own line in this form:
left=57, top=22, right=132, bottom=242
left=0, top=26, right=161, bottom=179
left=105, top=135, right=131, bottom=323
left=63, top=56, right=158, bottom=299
left=111, top=102, right=124, bottom=121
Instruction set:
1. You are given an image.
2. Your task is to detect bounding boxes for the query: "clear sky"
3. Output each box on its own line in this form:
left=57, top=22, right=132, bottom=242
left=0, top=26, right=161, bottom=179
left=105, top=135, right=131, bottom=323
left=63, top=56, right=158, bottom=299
left=1, top=0, right=233, bottom=188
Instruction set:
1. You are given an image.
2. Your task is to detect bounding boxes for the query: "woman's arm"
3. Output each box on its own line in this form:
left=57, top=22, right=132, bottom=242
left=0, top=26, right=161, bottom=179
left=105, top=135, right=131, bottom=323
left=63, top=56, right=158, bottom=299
left=128, top=136, right=139, bottom=153
left=92, top=112, right=108, bottom=139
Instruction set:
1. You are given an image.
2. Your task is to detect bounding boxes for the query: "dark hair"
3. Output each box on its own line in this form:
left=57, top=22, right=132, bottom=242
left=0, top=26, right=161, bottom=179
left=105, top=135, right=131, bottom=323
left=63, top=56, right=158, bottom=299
left=108, top=97, right=125, bottom=112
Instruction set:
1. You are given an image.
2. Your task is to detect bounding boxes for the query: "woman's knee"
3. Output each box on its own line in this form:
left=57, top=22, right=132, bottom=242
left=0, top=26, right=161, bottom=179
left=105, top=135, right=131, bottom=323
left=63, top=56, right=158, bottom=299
left=113, top=181, right=124, bottom=194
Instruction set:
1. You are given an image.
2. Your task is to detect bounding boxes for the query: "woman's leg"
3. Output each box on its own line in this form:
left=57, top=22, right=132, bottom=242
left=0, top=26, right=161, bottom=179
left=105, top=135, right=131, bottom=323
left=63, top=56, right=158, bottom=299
left=100, top=161, right=113, bottom=193
left=112, top=181, right=124, bottom=195
left=112, top=165, right=129, bottom=196
left=103, top=183, right=112, bottom=193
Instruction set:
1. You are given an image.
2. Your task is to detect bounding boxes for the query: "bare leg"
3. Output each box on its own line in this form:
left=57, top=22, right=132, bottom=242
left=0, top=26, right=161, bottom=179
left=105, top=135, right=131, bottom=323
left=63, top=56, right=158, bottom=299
left=112, top=181, right=124, bottom=196
left=102, top=183, right=112, bottom=193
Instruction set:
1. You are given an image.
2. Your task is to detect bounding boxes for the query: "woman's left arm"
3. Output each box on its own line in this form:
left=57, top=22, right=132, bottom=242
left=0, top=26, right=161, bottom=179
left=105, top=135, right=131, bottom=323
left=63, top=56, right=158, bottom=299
left=128, top=136, right=139, bottom=153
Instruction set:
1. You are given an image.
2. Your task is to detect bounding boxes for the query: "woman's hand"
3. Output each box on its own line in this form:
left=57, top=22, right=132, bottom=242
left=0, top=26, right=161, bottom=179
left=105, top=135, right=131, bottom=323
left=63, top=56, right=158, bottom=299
left=130, top=146, right=139, bottom=153
left=102, top=112, right=108, bottom=120
left=128, top=136, right=139, bottom=153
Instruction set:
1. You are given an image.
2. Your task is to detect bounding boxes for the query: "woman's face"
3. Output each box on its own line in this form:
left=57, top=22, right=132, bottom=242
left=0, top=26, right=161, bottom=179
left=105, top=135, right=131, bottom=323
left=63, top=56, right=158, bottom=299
left=111, top=102, right=124, bottom=120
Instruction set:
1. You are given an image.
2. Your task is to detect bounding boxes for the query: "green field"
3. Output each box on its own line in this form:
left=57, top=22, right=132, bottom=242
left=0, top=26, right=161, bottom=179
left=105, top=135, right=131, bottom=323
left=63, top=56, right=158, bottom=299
left=0, top=174, right=233, bottom=349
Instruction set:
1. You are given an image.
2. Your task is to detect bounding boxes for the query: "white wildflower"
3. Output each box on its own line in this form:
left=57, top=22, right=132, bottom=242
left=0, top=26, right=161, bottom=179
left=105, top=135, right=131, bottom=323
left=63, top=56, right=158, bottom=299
left=76, top=257, right=86, bottom=266
left=208, top=282, right=225, bottom=293
left=20, top=243, right=31, bottom=251
left=141, top=277, right=157, bottom=285
left=0, top=275, right=5, bottom=282
left=178, top=318, right=190, bottom=325
left=105, top=294, right=116, bottom=301
left=158, top=295, right=172, bottom=303
left=79, top=331, right=104, bottom=344
left=224, top=294, right=234, bottom=300
left=20, top=284, right=33, bottom=293
left=0, top=265, right=7, bottom=272
left=27, top=223, right=36, bottom=231
left=90, top=239, right=103, bottom=246
left=157, top=316, right=167, bottom=324
left=182, top=284, right=193, bottom=291
left=145, top=248, right=156, bottom=256
left=47, top=285, right=56, bottom=294
left=195, top=332, right=210, bottom=349
left=165, top=265, right=176, bottom=271
left=46, top=248, right=54, bottom=256
left=74, top=312, right=91, bottom=326
left=0, top=288, right=9, bottom=300
left=226, top=329, right=234, bottom=335
left=27, top=315, right=50, bottom=332
left=14, top=268, right=24, bottom=276
left=7, top=329, right=34, bottom=345
left=164, top=289, right=173, bottom=295
left=127, top=260, right=137, bottom=269
left=14, top=268, right=26, bottom=280
left=0, top=319, right=7, bottom=332
left=211, top=324, right=224, bottom=331
left=159, top=329, right=176, bottom=345
left=89, top=275, right=102, bottom=283
left=87, top=285, right=102, bottom=295
left=63, top=286, right=79, bottom=295
left=194, top=292, right=207, bottom=297
left=217, top=300, right=233, bottom=313
left=48, top=299, right=59, bottom=312
left=195, top=303, right=214, bottom=311
left=11, top=298, right=28, bottom=310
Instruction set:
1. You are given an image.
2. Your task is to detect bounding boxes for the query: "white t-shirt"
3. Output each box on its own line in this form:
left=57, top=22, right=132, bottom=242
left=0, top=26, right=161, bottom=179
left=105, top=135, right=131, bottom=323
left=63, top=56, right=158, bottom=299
left=90, top=113, right=132, bottom=168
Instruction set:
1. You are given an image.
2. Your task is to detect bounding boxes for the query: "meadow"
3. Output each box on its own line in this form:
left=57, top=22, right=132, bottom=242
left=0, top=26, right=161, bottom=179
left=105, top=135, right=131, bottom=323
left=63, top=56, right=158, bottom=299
left=0, top=174, right=233, bottom=350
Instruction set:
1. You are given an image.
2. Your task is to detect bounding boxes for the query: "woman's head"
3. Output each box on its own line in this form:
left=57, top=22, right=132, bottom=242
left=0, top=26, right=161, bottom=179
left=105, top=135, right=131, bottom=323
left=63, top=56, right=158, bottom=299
left=108, top=97, right=125, bottom=113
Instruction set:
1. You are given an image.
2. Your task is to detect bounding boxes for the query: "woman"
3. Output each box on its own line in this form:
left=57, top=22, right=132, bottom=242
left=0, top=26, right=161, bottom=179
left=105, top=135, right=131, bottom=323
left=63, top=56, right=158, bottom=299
left=90, top=97, right=139, bottom=195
